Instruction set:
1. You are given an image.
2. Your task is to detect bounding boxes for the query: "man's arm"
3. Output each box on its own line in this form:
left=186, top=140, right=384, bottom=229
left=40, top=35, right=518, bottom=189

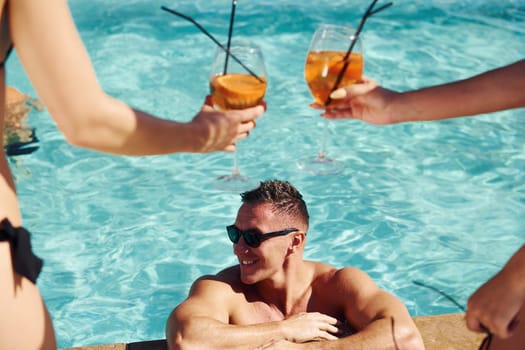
left=166, top=276, right=278, bottom=350
left=314, top=267, right=424, bottom=350
left=166, top=275, right=340, bottom=350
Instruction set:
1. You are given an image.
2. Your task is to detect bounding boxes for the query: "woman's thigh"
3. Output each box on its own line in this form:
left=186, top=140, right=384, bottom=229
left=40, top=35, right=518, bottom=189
left=0, top=243, right=57, bottom=350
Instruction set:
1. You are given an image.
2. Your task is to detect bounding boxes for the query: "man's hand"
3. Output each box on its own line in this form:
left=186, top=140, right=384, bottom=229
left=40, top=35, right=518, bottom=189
left=281, top=312, right=341, bottom=343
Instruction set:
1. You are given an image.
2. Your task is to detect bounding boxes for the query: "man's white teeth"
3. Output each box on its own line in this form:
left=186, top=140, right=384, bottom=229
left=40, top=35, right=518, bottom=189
left=242, top=260, right=255, bottom=265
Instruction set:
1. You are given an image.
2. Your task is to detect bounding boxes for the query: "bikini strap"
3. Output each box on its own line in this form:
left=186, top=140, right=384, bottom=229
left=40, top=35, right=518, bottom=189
left=0, top=218, right=43, bottom=284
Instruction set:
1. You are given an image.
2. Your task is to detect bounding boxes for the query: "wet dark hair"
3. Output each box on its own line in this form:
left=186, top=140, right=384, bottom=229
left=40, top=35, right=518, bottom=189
left=240, top=180, right=309, bottom=226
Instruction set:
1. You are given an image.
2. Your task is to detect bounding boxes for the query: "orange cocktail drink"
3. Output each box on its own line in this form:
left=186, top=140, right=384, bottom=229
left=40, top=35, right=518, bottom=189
left=304, top=50, right=364, bottom=106
left=210, top=73, right=267, bottom=110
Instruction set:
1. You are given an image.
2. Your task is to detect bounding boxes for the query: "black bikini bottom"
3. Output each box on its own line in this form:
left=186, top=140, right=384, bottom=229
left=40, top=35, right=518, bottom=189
left=0, top=219, right=43, bottom=284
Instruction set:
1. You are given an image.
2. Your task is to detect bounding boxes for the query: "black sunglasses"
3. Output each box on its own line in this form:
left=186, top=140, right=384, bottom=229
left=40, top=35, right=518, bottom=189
left=227, top=225, right=299, bottom=248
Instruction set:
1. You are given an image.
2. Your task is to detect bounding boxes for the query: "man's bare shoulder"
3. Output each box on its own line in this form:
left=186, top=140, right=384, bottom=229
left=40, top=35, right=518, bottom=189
left=172, top=266, right=243, bottom=325
left=189, top=265, right=243, bottom=294
left=308, top=261, right=364, bottom=279
left=309, top=262, right=375, bottom=291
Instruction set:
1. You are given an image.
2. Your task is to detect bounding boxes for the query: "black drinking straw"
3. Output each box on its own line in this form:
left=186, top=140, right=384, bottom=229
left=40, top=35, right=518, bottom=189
left=413, top=280, right=466, bottom=312
left=160, top=6, right=264, bottom=83
left=223, top=0, right=237, bottom=74
left=324, top=0, right=393, bottom=106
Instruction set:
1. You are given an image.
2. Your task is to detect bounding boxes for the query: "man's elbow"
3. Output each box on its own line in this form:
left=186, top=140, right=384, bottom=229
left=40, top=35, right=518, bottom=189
left=167, top=330, right=189, bottom=350
left=166, top=313, right=202, bottom=350
left=168, top=329, right=211, bottom=350
left=395, top=325, right=426, bottom=350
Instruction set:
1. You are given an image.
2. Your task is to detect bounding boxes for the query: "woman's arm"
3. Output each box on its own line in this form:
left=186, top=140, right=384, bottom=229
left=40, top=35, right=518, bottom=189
left=9, top=0, right=263, bottom=155
left=323, top=59, right=525, bottom=124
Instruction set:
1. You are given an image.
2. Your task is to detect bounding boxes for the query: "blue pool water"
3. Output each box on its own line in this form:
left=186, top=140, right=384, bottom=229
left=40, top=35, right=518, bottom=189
left=6, top=0, right=525, bottom=348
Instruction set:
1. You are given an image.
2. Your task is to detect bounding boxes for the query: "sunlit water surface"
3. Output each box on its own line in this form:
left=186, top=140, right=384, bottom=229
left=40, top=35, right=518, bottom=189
left=6, top=0, right=525, bottom=348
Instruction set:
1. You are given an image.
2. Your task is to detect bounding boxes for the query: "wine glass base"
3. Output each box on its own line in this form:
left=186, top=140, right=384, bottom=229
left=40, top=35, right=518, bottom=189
left=296, top=155, right=345, bottom=176
left=212, top=173, right=260, bottom=192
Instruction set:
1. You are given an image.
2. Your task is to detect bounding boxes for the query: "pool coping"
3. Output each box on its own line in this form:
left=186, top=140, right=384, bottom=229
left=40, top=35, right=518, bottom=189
left=65, top=312, right=485, bottom=350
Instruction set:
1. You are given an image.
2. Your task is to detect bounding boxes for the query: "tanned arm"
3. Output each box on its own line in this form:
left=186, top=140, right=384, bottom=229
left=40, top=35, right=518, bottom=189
left=10, top=0, right=263, bottom=155
left=324, top=59, right=525, bottom=124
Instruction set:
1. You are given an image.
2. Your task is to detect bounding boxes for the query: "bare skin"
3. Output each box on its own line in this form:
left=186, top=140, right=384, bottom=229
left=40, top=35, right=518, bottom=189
left=0, top=0, right=264, bottom=349
left=466, top=245, right=525, bottom=341
left=318, top=59, right=525, bottom=124
left=167, top=202, right=424, bottom=350
left=489, top=307, right=525, bottom=350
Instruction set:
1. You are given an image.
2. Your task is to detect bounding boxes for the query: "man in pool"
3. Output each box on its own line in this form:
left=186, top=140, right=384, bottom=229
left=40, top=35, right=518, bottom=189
left=165, top=179, right=425, bottom=350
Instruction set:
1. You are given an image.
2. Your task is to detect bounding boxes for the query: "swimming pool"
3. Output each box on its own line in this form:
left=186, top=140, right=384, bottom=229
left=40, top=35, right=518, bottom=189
left=6, top=0, right=525, bottom=348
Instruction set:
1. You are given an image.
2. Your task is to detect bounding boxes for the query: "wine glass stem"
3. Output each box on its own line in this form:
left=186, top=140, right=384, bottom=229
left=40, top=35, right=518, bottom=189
left=318, top=118, right=328, bottom=159
left=232, top=149, right=240, bottom=176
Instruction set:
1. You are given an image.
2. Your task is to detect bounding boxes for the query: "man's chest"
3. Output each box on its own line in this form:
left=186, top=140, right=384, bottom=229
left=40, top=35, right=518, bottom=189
left=229, top=295, right=341, bottom=325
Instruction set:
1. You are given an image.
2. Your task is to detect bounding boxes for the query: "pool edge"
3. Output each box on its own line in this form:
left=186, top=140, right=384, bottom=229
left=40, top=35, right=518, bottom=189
left=65, top=312, right=485, bottom=350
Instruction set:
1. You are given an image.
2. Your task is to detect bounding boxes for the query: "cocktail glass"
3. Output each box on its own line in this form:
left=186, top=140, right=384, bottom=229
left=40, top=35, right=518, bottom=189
left=297, top=24, right=363, bottom=175
left=210, top=42, right=267, bottom=191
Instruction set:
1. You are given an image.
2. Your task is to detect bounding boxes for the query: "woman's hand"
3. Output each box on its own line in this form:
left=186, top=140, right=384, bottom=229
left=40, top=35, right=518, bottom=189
left=313, top=77, right=400, bottom=125
left=190, top=95, right=265, bottom=152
